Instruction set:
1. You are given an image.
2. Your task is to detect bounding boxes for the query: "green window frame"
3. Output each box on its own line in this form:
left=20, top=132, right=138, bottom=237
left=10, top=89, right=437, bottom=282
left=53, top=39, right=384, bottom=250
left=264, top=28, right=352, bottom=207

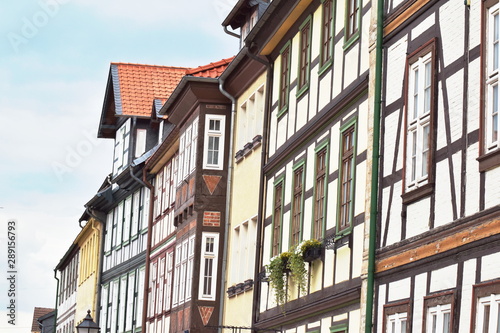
left=330, top=323, right=348, bottom=333
left=278, top=41, right=292, bottom=118
left=290, top=160, right=306, bottom=247
left=312, top=140, right=330, bottom=240
left=343, top=0, right=361, bottom=50
left=337, top=117, right=357, bottom=236
left=319, top=0, right=335, bottom=74
left=271, top=175, right=285, bottom=257
left=297, top=15, right=312, bottom=97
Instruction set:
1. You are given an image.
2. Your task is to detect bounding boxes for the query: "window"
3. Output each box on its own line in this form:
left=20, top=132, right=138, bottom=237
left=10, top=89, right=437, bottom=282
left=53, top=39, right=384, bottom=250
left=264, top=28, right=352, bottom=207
left=203, top=115, right=225, bottom=170
left=272, top=177, right=284, bottom=257
left=238, top=85, right=265, bottom=149
left=291, top=163, right=305, bottom=246
left=113, top=119, right=130, bottom=176
left=338, top=121, right=356, bottom=233
left=135, top=129, right=147, bottom=157
left=423, top=291, right=454, bottom=333
left=165, top=251, right=173, bottom=311
left=320, top=0, right=334, bottom=70
left=199, top=232, right=219, bottom=300
left=473, top=280, right=500, bottom=332
left=298, top=17, right=312, bottom=96
left=178, top=118, right=198, bottom=181
left=404, top=40, right=436, bottom=197
left=278, top=42, right=291, bottom=116
left=314, top=144, right=328, bottom=240
left=485, top=2, right=500, bottom=153
left=345, top=0, right=360, bottom=46
left=384, top=301, right=410, bottom=333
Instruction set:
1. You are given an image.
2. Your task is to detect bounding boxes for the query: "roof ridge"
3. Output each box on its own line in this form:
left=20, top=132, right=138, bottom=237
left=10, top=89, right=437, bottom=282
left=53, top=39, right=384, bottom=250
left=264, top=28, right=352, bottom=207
left=111, top=62, right=191, bottom=70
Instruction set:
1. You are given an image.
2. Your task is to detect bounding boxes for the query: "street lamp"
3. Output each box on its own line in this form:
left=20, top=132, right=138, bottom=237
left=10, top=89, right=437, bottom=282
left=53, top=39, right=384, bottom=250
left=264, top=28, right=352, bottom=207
left=76, top=310, right=100, bottom=333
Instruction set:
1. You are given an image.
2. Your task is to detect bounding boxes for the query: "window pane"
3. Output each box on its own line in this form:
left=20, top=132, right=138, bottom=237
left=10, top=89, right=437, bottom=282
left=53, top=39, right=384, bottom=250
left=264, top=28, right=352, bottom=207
left=210, top=119, right=220, bottom=131
left=411, top=130, right=417, bottom=181
left=401, top=319, right=407, bottom=333
left=413, top=68, right=419, bottom=119
left=493, top=84, right=499, bottom=142
left=422, top=124, right=430, bottom=177
left=496, top=302, right=500, bottom=333
left=494, top=13, right=499, bottom=71
left=443, top=312, right=450, bottom=333
left=431, top=313, right=437, bottom=333
left=424, top=62, right=432, bottom=113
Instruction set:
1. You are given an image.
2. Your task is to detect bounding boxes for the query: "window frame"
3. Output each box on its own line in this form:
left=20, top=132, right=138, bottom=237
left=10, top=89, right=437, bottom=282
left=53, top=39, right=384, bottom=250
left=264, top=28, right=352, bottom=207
left=422, top=291, right=455, bottom=333
left=203, top=114, right=226, bottom=170
left=479, top=0, right=500, bottom=171
left=337, top=117, right=357, bottom=236
left=313, top=140, right=330, bottom=240
left=278, top=41, right=292, bottom=118
left=290, top=160, right=306, bottom=247
left=344, top=0, right=361, bottom=49
left=297, top=15, right=313, bottom=98
left=472, top=279, right=500, bottom=332
left=271, top=175, right=285, bottom=257
left=199, top=232, right=220, bottom=301
left=320, top=0, right=335, bottom=74
left=402, top=39, right=437, bottom=203
left=383, top=300, right=411, bottom=333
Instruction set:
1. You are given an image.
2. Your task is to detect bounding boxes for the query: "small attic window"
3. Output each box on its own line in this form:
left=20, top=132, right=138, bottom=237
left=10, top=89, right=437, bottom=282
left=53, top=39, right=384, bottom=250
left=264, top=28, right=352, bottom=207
left=135, top=129, right=147, bottom=157
left=241, top=10, right=258, bottom=45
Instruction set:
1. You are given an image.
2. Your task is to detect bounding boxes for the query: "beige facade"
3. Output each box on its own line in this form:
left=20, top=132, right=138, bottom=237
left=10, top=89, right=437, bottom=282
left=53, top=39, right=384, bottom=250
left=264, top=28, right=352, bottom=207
left=75, top=217, right=101, bottom=323
left=223, top=72, right=266, bottom=328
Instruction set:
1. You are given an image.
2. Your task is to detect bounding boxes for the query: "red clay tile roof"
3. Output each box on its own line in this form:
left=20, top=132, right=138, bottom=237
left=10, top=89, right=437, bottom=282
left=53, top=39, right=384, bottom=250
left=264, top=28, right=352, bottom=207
left=31, top=307, right=54, bottom=332
left=111, top=63, right=188, bottom=117
left=186, top=57, right=235, bottom=78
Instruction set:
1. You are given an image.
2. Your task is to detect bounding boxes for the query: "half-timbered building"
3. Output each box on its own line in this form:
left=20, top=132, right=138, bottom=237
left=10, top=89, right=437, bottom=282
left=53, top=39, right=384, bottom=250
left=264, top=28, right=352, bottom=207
left=244, top=0, right=372, bottom=331
left=146, top=58, right=232, bottom=333
left=84, top=63, right=186, bottom=333
left=374, top=0, right=500, bottom=331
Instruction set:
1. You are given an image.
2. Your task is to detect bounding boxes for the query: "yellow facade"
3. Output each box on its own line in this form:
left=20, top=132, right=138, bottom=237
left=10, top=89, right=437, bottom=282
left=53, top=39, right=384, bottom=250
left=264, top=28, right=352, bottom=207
left=222, top=72, right=267, bottom=328
left=75, top=218, right=102, bottom=323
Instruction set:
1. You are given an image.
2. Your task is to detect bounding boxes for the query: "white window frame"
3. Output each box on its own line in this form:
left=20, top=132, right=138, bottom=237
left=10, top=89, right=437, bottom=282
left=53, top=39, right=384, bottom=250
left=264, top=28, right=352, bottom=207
left=165, top=251, right=173, bottom=311
left=135, top=267, right=145, bottom=329
left=135, top=128, right=147, bottom=157
left=186, top=235, right=195, bottom=301
left=426, top=303, right=451, bottom=333
left=203, top=115, right=225, bottom=170
left=199, top=232, right=219, bottom=301
left=476, top=293, right=500, bottom=332
left=486, top=3, right=500, bottom=151
left=113, top=119, right=130, bottom=176
left=387, top=312, right=408, bottom=333
left=406, top=51, right=432, bottom=189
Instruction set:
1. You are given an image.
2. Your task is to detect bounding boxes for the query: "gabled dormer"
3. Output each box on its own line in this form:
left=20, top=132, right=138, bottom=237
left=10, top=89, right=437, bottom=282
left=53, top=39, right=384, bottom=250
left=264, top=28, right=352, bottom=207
left=222, top=0, right=270, bottom=49
left=97, top=63, right=188, bottom=178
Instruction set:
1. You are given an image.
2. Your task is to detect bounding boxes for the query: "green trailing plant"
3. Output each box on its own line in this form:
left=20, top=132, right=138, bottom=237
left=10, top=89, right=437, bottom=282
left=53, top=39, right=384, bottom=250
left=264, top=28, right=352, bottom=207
left=267, top=251, right=291, bottom=306
left=298, top=238, right=322, bottom=253
left=289, top=245, right=308, bottom=295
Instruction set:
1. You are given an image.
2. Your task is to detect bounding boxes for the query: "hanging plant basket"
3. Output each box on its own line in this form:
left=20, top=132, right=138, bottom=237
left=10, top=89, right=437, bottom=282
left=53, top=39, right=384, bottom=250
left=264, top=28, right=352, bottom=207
left=303, top=246, right=322, bottom=262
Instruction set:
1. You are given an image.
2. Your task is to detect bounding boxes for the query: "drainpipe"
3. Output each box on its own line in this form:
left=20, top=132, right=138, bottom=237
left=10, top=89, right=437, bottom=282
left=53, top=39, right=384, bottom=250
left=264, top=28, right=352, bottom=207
left=84, top=206, right=105, bottom=324
left=217, top=75, right=237, bottom=333
left=53, top=269, right=60, bottom=333
left=224, top=25, right=240, bottom=39
left=141, top=166, right=155, bottom=332
left=244, top=47, right=273, bottom=328
left=365, top=0, right=384, bottom=330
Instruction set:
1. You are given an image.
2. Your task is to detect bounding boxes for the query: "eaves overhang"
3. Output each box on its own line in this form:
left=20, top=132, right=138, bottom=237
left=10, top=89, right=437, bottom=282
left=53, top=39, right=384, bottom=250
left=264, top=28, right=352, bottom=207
left=55, top=243, right=79, bottom=271
left=145, top=127, right=180, bottom=175
left=159, top=76, right=228, bottom=127
left=219, top=46, right=267, bottom=97
left=245, top=0, right=313, bottom=56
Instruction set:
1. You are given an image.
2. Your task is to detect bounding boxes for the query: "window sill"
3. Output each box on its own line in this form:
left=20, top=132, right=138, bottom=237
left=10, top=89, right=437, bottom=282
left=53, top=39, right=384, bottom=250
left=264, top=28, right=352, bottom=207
left=343, top=31, right=360, bottom=51
left=478, top=148, right=500, bottom=172
left=402, top=182, right=434, bottom=204
left=296, top=84, right=309, bottom=99
left=318, top=59, right=333, bottom=76
left=277, top=105, right=288, bottom=119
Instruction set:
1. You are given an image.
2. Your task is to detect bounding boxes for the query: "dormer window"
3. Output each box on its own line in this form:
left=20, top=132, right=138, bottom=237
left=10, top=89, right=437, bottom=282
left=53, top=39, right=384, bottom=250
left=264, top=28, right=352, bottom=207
left=241, top=10, right=258, bottom=48
left=135, top=129, right=147, bottom=157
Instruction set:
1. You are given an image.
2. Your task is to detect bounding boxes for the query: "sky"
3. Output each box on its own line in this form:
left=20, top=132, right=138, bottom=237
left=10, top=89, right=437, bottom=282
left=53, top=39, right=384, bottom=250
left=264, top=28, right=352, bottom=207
left=0, top=0, right=239, bottom=331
